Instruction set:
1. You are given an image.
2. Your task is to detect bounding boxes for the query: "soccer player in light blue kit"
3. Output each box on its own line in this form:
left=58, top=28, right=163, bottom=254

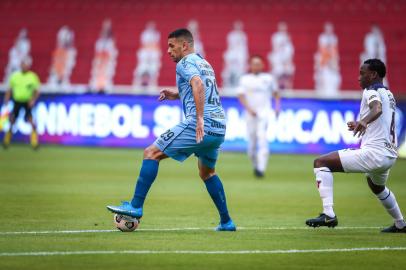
left=107, top=28, right=236, bottom=231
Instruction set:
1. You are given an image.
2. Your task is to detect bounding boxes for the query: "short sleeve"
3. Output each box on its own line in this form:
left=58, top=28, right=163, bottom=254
left=269, top=76, right=279, bottom=93
left=176, top=59, right=200, bottom=84
left=236, top=76, right=247, bottom=95
left=32, top=73, right=41, bottom=89
left=9, top=72, right=17, bottom=88
left=365, top=90, right=381, bottom=105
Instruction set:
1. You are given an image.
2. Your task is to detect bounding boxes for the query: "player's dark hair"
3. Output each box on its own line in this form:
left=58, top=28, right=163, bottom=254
left=364, top=58, right=386, bottom=78
left=168, top=28, right=194, bottom=45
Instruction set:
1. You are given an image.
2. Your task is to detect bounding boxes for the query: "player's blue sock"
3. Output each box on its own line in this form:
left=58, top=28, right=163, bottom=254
left=131, top=159, right=159, bottom=208
left=204, top=175, right=231, bottom=224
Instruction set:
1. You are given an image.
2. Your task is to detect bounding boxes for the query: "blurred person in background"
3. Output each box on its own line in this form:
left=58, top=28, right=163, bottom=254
left=187, top=19, right=205, bottom=57
left=89, top=19, right=118, bottom=93
left=2, top=57, right=40, bottom=150
left=314, top=22, right=341, bottom=97
left=237, top=55, right=280, bottom=178
left=360, top=24, right=387, bottom=85
left=268, top=22, right=295, bottom=90
left=4, top=29, right=31, bottom=84
left=222, top=21, right=248, bottom=89
left=133, top=21, right=162, bottom=90
left=47, top=26, right=77, bottom=90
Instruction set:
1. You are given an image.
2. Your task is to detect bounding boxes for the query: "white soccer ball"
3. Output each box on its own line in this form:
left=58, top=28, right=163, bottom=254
left=114, top=214, right=139, bottom=232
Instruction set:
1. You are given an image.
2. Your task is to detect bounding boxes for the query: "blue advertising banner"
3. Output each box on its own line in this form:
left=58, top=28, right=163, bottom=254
left=1, top=93, right=405, bottom=154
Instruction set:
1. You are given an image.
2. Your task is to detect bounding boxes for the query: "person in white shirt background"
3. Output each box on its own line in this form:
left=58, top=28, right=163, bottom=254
left=268, top=22, right=295, bottom=90
left=133, top=21, right=162, bottom=89
left=360, top=24, right=388, bottom=85
left=187, top=19, right=205, bottom=57
left=314, top=22, right=341, bottom=97
left=237, top=55, right=280, bottom=178
left=47, top=25, right=77, bottom=90
left=4, top=29, right=31, bottom=84
left=222, top=21, right=249, bottom=89
left=89, top=19, right=118, bottom=93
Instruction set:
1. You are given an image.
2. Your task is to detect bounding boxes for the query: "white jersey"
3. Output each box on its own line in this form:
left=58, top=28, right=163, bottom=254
left=359, top=83, right=397, bottom=158
left=237, top=72, right=278, bottom=117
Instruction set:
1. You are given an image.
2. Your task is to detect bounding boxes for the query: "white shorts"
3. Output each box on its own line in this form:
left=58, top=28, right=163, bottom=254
left=338, top=148, right=396, bottom=185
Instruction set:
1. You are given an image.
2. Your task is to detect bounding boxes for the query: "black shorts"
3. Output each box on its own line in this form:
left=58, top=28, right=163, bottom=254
left=11, top=101, right=32, bottom=121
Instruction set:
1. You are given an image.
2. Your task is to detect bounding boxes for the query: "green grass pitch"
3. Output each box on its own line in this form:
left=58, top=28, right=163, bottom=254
left=0, top=145, right=405, bottom=269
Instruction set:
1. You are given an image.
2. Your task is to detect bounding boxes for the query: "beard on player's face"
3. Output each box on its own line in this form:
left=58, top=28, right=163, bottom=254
left=359, top=64, right=372, bottom=89
left=168, top=40, right=183, bottom=62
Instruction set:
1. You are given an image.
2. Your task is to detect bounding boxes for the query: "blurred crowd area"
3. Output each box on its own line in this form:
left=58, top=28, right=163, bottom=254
left=1, top=0, right=405, bottom=97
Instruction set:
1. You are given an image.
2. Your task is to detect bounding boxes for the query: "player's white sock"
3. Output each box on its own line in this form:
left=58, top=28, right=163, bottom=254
left=314, top=167, right=335, bottom=217
left=376, top=187, right=406, bottom=229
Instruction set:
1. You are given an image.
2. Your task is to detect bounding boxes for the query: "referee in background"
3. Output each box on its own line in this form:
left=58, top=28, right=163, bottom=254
left=2, top=57, right=40, bottom=149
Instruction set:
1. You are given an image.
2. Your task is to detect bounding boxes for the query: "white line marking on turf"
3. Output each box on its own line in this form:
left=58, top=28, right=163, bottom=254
left=0, top=247, right=405, bottom=257
left=0, top=226, right=382, bottom=235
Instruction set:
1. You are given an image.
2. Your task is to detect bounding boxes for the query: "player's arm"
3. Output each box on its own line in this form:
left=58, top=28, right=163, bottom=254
left=3, top=89, right=11, bottom=105
left=28, top=89, right=40, bottom=108
left=352, top=100, right=382, bottom=137
left=28, top=74, right=41, bottom=108
left=190, top=75, right=205, bottom=143
left=158, top=88, right=180, bottom=101
left=237, top=93, right=256, bottom=117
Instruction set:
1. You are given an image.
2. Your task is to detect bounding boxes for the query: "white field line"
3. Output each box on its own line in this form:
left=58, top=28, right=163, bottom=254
left=0, top=226, right=382, bottom=235
left=0, top=247, right=405, bottom=257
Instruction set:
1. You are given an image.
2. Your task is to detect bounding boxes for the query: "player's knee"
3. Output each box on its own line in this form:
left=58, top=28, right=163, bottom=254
left=199, top=169, right=215, bottom=181
left=313, top=157, right=325, bottom=168
left=9, top=116, right=16, bottom=124
left=143, top=145, right=162, bottom=160
left=366, top=177, right=385, bottom=194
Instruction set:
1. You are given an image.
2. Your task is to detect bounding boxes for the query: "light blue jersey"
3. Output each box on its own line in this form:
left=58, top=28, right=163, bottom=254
left=176, top=53, right=226, bottom=135
left=153, top=53, right=226, bottom=168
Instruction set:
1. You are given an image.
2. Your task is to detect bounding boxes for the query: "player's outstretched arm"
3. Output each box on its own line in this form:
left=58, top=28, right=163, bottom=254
left=353, top=100, right=382, bottom=137
left=29, top=89, right=40, bottom=108
left=158, top=88, right=180, bottom=101
left=237, top=93, right=256, bottom=117
left=190, top=76, right=205, bottom=143
left=3, top=89, right=11, bottom=105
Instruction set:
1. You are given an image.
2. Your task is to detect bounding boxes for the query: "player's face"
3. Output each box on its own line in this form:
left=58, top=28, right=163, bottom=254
left=359, top=64, right=376, bottom=89
left=21, top=62, right=31, bottom=72
left=250, top=57, right=264, bottom=74
left=167, top=38, right=184, bottom=63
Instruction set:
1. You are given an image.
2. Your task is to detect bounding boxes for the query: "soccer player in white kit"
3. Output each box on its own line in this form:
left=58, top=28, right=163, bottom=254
left=237, top=55, right=280, bottom=178
left=306, top=59, right=405, bottom=233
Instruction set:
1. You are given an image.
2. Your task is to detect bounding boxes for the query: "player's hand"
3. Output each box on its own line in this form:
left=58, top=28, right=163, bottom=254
left=248, top=108, right=257, bottom=117
left=353, top=120, right=367, bottom=138
left=196, top=118, right=204, bottom=143
left=347, top=121, right=356, bottom=131
left=158, top=89, right=178, bottom=101
left=28, top=100, right=35, bottom=108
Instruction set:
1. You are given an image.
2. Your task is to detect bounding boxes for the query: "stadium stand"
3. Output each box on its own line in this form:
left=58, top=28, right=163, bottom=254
left=0, top=0, right=405, bottom=94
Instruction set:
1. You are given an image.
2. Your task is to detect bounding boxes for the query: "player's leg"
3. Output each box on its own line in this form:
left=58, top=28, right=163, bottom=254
left=306, top=151, right=343, bottom=227
left=25, top=105, right=39, bottom=149
left=3, top=103, right=19, bottom=148
left=106, top=144, right=168, bottom=218
left=198, top=159, right=236, bottom=231
left=246, top=114, right=258, bottom=176
left=367, top=172, right=406, bottom=233
left=130, top=145, right=167, bottom=208
left=314, top=151, right=344, bottom=218
left=255, top=117, right=269, bottom=178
